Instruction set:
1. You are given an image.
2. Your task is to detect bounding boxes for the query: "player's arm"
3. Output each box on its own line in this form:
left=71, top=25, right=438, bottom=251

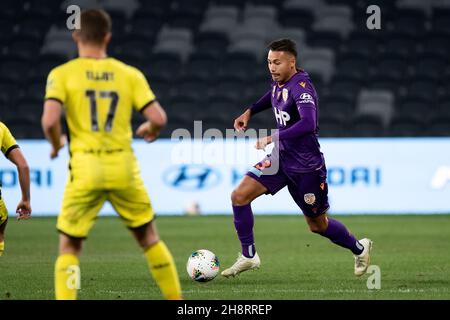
left=41, top=99, right=66, bottom=159
left=6, top=148, right=31, bottom=220
left=136, top=101, right=167, bottom=143
left=234, top=90, right=272, bottom=132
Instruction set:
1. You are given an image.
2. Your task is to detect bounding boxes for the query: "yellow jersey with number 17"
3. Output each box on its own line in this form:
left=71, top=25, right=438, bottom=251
left=45, top=57, right=156, bottom=154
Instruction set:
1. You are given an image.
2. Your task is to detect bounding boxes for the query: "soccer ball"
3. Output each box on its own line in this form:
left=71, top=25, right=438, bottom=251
left=186, top=249, right=220, bottom=282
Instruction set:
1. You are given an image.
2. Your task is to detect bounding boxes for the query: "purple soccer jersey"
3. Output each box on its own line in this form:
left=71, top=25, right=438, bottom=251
left=251, top=70, right=325, bottom=173
left=247, top=69, right=329, bottom=216
left=271, top=70, right=324, bottom=173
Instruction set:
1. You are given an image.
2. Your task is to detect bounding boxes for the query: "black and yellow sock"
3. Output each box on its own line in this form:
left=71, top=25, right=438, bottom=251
left=54, top=253, right=80, bottom=300
left=0, top=241, right=4, bottom=257
left=144, top=241, right=182, bottom=300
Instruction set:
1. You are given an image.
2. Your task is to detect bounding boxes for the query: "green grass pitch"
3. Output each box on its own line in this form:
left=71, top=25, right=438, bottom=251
left=1, top=215, right=449, bottom=300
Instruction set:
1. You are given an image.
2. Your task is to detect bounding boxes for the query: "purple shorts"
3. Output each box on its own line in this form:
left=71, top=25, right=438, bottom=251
left=246, top=158, right=329, bottom=217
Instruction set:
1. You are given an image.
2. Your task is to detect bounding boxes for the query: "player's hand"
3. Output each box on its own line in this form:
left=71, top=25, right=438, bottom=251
left=50, top=135, right=66, bottom=159
left=234, top=109, right=251, bottom=132
left=136, top=121, right=160, bottom=143
left=16, top=199, right=31, bottom=220
left=255, top=136, right=272, bottom=150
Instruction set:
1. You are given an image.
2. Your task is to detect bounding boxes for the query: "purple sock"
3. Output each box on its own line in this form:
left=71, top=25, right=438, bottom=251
left=232, top=204, right=256, bottom=258
left=320, top=218, right=364, bottom=255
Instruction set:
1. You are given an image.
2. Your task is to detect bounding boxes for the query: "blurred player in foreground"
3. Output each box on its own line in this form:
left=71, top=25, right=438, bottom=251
left=222, top=39, right=373, bottom=278
left=41, top=9, right=181, bottom=300
left=0, top=122, right=31, bottom=256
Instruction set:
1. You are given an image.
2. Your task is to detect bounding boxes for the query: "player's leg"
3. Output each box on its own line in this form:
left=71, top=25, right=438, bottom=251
left=109, top=180, right=182, bottom=300
left=231, top=174, right=267, bottom=258
left=0, top=199, right=8, bottom=256
left=289, top=166, right=373, bottom=276
left=54, top=184, right=106, bottom=300
left=0, top=219, right=7, bottom=256
left=55, top=233, right=83, bottom=299
left=129, top=220, right=182, bottom=300
left=222, top=158, right=289, bottom=277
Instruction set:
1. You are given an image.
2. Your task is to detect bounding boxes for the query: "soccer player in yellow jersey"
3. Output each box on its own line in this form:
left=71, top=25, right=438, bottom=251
left=0, top=122, right=32, bottom=256
left=41, top=9, right=182, bottom=300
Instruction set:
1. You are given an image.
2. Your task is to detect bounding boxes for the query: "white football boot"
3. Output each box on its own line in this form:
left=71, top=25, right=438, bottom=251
left=354, top=238, right=373, bottom=276
left=221, top=252, right=261, bottom=278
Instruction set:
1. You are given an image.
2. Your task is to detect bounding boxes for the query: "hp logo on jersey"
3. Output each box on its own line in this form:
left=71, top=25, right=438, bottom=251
left=273, top=107, right=291, bottom=126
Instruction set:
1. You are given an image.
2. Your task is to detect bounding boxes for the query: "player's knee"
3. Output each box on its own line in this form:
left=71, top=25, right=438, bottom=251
left=231, top=189, right=252, bottom=206
left=308, top=223, right=327, bottom=234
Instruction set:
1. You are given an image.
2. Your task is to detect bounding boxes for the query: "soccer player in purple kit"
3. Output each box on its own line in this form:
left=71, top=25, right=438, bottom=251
left=221, top=39, right=373, bottom=278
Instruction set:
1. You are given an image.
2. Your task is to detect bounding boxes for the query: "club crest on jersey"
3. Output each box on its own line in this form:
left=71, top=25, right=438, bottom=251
left=282, top=88, right=288, bottom=102
left=304, top=193, right=316, bottom=205
left=299, top=81, right=306, bottom=88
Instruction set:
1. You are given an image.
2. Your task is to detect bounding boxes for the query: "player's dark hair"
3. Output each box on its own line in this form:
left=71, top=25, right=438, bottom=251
left=268, top=39, right=297, bottom=58
left=78, top=9, right=112, bottom=44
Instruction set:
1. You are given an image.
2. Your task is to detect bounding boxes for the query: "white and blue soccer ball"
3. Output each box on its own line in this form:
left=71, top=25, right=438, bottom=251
left=186, top=249, right=220, bottom=282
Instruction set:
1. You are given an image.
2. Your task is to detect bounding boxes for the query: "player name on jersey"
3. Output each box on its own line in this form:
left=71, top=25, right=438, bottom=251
left=86, top=71, right=114, bottom=81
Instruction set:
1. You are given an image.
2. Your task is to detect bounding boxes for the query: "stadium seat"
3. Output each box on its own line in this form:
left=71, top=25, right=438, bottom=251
left=0, top=58, right=32, bottom=83
left=0, top=0, right=24, bottom=20
left=166, top=11, right=203, bottom=31
left=371, top=53, right=409, bottom=82
left=426, top=115, right=450, bottom=136
left=283, top=0, right=326, bottom=15
left=200, top=5, right=239, bottom=35
left=432, top=8, right=450, bottom=34
left=16, top=18, right=51, bottom=42
left=193, top=31, right=229, bottom=59
left=307, top=30, right=342, bottom=51
left=0, top=19, right=15, bottom=45
left=396, top=96, right=433, bottom=121
left=336, top=53, right=370, bottom=81
left=382, top=32, right=418, bottom=59
left=357, top=89, right=395, bottom=127
left=405, top=78, right=439, bottom=102
left=412, top=54, right=448, bottom=81
left=267, top=27, right=306, bottom=48
left=420, top=32, right=450, bottom=60
left=128, top=15, right=163, bottom=41
left=183, top=52, right=221, bottom=80
left=219, top=52, right=260, bottom=80
left=388, top=115, right=426, bottom=137
left=279, top=9, right=315, bottom=31
left=318, top=114, right=347, bottom=137
left=350, top=114, right=385, bottom=137
left=327, top=77, right=361, bottom=106
left=343, top=31, right=380, bottom=58
left=213, top=76, right=246, bottom=102
left=436, top=98, right=450, bottom=118
left=100, top=0, right=139, bottom=19
left=397, top=0, right=433, bottom=15
left=312, top=5, right=354, bottom=38
left=153, top=27, right=194, bottom=62
left=7, top=39, right=43, bottom=61
left=300, top=47, right=335, bottom=83
left=243, top=4, right=277, bottom=21
left=389, top=8, right=427, bottom=37
left=174, top=76, right=210, bottom=101
left=144, top=52, right=183, bottom=81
